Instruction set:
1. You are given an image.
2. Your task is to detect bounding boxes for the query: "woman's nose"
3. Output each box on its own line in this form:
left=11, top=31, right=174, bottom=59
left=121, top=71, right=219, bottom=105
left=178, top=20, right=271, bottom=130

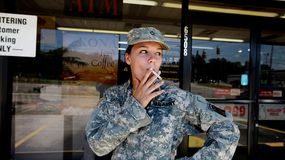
left=148, top=55, right=156, bottom=63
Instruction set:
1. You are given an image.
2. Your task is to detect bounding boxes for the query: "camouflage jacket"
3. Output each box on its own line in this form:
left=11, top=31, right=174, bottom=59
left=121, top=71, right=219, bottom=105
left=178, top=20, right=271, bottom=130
left=86, top=80, right=240, bottom=160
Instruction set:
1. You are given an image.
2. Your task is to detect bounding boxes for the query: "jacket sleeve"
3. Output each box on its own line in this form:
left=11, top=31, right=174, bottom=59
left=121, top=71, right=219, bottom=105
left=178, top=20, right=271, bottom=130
left=183, top=94, right=240, bottom=160
left=85, top=88, right=152, bottom=156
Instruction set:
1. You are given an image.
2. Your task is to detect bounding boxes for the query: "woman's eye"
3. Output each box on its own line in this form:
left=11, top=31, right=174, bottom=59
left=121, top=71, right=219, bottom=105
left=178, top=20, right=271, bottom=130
left=155, top=52, right=162, bottom=56
left=140, top=50, right=148, bottom=54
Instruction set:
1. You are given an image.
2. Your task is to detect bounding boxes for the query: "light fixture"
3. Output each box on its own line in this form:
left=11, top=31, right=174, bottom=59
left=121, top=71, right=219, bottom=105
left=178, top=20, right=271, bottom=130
left=57, top=27, right=128, bottom=34
left=192, top=36, right=211, bottom=40
left=93, top=29, right=128, bottom=34
left=57, top=27, right=93, bottom=32
left=212, top=37, right=244, bottom=43
left=118, top=48, right=126, bottom=51
left=123, top=0, right=158, bottom=6
left=118, top=41, right=128, bottom=44
left=280, top=14, right=285, bottom=18
left=162, top=2, right=181, bottom=9
left=192, top=46, right=214, bottom=50
left=165, top=34, right=179, bottom=38
left=190, top=5, right=278, bottom=17
left=162, top=2, right=279, bottom=18
left=165, top=35, right=211, bottom=40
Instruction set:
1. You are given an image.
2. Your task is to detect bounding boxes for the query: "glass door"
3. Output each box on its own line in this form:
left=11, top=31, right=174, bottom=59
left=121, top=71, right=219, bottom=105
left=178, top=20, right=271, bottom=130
left=257, top=29, right=285, bottom=160
left=190, top=24, right=250, bottom=159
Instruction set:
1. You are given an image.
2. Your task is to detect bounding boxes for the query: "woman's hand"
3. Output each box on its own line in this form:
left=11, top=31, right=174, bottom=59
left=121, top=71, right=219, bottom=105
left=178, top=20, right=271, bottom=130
left=132, top=69, right=165, bottom=108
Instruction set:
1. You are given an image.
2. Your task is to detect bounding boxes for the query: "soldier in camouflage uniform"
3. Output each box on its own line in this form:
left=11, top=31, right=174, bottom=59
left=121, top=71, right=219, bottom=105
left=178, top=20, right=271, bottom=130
left=86, top=27, right=240, bottom=160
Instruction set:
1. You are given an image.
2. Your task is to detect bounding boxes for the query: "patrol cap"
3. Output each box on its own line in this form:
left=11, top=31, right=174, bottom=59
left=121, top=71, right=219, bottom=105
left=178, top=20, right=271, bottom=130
left=127, top=27, right=169, bottom=50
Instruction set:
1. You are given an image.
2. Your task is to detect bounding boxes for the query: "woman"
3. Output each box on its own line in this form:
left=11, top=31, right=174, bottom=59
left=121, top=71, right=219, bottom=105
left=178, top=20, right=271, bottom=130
left=86, top=27, right=240, bottom=160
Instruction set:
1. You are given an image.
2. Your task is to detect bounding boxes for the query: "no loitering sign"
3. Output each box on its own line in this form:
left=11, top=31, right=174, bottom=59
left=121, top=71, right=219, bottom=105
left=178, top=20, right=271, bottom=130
left=0, top=12, right=37, bottom=57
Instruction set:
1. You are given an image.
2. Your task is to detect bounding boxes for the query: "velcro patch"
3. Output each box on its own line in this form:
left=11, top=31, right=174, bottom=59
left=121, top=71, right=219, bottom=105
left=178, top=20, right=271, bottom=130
left=208, top=104, right=226, bottom=117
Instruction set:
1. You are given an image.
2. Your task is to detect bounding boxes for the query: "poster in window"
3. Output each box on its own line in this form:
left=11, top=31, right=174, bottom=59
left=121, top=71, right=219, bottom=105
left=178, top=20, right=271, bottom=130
left=62, top=31, right=118, bottom=85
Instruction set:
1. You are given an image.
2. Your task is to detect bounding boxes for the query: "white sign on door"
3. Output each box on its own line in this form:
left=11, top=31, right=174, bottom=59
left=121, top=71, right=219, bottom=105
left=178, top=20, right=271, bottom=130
left=0, top=12, right=37, bottom=57
left=259, top=104, right=285, bottom=120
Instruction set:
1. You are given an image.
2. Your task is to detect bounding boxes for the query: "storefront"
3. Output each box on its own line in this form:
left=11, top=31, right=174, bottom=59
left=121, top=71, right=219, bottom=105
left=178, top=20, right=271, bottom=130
left=1, top=0, right=285, bottom=160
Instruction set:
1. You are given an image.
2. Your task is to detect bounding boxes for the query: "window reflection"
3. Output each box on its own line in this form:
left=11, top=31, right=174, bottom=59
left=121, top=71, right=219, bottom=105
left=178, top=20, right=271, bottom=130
left=13, top=28, right=119, bottom=159
left=191, top=39, right=250, bottom=99
left=260, top=44, right=285, bottom=99
left=257, top=30, right=285, bottom=160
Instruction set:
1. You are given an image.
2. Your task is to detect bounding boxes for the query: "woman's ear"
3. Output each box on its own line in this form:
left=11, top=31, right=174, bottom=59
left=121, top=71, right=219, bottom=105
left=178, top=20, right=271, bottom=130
left=125, top=53, right=131, bottom=65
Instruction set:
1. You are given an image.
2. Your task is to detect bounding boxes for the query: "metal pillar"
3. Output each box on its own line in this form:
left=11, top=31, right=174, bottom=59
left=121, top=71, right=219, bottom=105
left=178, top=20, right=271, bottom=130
left=247, top=26, right=261, bottom=160
left=178, top=0, right=192, bottom=157
left=179, top=0, right=192, bottom=91
left=0, top=57, right=13, bottom=160
left=0, top=1, right=16, bottom=159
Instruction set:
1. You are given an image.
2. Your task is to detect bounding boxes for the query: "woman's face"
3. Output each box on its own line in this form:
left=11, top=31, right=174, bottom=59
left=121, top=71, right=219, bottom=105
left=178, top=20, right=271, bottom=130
left=125, top=41, right=163, bottom=82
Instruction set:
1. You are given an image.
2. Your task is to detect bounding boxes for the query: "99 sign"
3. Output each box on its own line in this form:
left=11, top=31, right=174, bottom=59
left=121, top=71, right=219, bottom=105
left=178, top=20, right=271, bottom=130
left=224, top=105, right=246, bottom=117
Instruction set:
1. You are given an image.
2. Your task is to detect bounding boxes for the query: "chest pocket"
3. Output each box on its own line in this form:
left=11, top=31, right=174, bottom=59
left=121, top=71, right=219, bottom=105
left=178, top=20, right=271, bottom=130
left=146, top=106, right=179, bottom=138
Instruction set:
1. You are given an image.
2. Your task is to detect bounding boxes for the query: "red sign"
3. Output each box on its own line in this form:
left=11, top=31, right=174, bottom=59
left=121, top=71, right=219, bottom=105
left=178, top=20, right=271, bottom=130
left=259, top=90, right=282, bottom=97
left=259, top=90, right=273, bottom=97
left=224, top=105, right=246, bottom=117
left=214, top=89, right=231, bottom=96
left=64, top=0, right=122, bottom=18
left=215, top=103, right=248, bottom=121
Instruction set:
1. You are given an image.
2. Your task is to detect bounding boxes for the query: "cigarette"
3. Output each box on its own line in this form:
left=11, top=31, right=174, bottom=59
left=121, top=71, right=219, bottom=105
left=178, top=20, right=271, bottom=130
left=151, top=70, right=162, bottom=81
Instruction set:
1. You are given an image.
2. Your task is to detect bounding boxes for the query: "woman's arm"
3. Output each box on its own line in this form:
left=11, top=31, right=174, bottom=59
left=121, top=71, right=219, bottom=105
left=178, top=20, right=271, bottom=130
left=184, top=94, right=240, bottom=160
left=85, top=87, right=151, bottom=156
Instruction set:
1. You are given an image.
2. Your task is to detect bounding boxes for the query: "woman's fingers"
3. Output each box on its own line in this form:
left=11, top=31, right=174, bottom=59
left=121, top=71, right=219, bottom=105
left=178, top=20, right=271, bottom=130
left=150, top=81, right=164, bottom=93
left=144, top=89, right=165, bottom=104
left=132, top=68, right=164, bottom=108
left=144, top=73, right=159, bottom=89
left=139, top=68, right=153, bottom=87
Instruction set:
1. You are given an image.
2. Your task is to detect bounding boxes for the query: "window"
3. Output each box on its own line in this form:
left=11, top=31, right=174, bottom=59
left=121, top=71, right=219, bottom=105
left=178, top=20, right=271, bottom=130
left=192, top=25, right=250, bottom=100
left=256, top=29, right=285, bottom=160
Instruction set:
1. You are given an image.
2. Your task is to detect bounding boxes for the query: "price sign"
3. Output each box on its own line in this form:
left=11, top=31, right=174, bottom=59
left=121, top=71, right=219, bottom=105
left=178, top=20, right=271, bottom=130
left=214, top=103, right=248, bottom=121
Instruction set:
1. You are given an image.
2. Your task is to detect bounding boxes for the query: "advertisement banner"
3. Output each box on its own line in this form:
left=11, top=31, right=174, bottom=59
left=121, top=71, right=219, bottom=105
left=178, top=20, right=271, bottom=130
left=62, top=31, right=118, bottom=85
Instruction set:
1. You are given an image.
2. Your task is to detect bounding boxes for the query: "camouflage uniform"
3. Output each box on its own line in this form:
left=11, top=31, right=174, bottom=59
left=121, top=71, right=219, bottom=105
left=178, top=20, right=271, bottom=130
left=86, top=80, right=240, bottom=160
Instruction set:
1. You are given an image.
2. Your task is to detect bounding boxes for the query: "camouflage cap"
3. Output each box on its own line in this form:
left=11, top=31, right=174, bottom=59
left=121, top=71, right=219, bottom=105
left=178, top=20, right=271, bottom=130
left=127, top=27, right=169, bottom=50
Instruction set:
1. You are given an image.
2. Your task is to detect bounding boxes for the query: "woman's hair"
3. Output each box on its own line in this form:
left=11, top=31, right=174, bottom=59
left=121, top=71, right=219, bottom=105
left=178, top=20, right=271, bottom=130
left=122, top=45, right=134, bottom=84
left=125, top=45, right=134, bottom=54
